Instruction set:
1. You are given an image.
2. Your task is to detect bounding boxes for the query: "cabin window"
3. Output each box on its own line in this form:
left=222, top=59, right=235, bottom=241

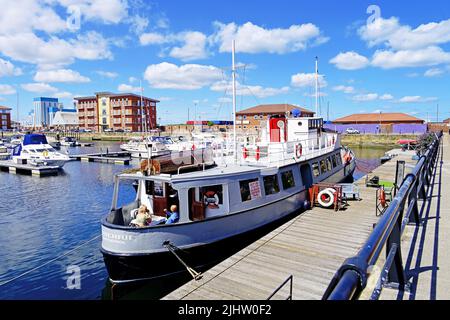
left=326, top=157, right=333, bottom=171
left=331, top=155, right=338, bottom=168
left=200, top=185, right=223, bottom=207
left=263, top=175, right=280, bottom=195
left=240, top=178, right=261, bottom=202
left=320, top=160, right=327, bottom=174
left=281, top=171, right=296, bottom=190
left=312, top=162, right=320, bottom=177
left=336, top=154, right=343, bottom=166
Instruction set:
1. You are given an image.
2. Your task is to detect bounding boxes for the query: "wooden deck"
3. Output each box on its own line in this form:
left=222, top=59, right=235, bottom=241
left=0, top=160, right=60, bottom=176
left=163, top=148, right=421, bottom=300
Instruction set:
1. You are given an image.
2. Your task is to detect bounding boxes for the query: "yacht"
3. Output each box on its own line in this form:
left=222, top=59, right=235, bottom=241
left=120, top=136, right=170, bottom=158
left=11, top=134, right=71, bottom=168
left=60, top=136, right=79, bottom=147
left=101, top=115, right=356, bottom=283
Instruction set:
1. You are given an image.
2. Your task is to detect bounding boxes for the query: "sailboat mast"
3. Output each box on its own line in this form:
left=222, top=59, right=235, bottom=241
left=315, top=56, right=319, bottom=117
left=232, top=40, right=237, bottom=163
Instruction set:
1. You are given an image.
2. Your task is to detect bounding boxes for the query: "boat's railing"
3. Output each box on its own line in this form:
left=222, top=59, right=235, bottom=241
left=237, top=132, right=339, bottom=167
left=322, top=132, right=442, bottom=300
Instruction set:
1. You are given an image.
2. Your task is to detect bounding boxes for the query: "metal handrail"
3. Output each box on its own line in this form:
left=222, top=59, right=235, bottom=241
left=322, top=132, right=442, bottom=300
left=267, top=275, right=293, bottom=300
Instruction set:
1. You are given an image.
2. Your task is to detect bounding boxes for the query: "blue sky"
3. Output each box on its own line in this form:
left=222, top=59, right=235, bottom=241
left=0, top=0, right=449, bottom=124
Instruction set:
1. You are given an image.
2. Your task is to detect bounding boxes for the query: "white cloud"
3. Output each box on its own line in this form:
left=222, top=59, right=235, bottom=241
left=352, top=93, right=379, bottom=102
left=0, top=0, right=68, bottom=35
left=359, top=17, right=450, bottom=51
left=96, top=71, right=118, bottom=78
left=371, top=46, right=450, bottom=69
left=118, top=84, right=142, bottom=93
left=169, top=32, right=208, bottom=61
left=329, top=51, right=370, bottom=70
left=291, top=73, right=327, bottom=88
left=212, top=21, right=328, bottom=54
left=0, top=58, right=22, bottom=77
left=379, top=94, right=394, bottom=100
left=34, top=69, right=90, bottom=83
left=129, top=77, right=138, bottom=83
left=53, top=91, right=73, bottom=99
left=0, top=84, right=16, bottom=95
left=0, top=31, right=112, bottom=68
left=55, top=0, right=128, bottom=25
left=140, top=31, right=209, bottom=61
left=424, top=68, right=445, bottom=77
left=211, top=80, right=289, bottom=98
left=398, top=96, right=438, bottom=103
left=139, top=32, right=168, bottom=45
left=332, top=85, right=355, bottom=94
left=21, top=82, right=58, bottom=93
left=144, top=62, right=222, bottom=90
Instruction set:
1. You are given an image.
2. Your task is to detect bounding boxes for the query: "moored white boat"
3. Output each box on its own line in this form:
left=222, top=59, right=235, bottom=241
left=11, top=134, right=71, bottom=168
left=101, top=114, right=356, bottom=283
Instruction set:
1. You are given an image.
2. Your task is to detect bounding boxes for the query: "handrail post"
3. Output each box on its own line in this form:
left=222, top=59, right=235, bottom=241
left=385, top=214, right=406, bottom=288
left=408, top=180, right=420, bottom=225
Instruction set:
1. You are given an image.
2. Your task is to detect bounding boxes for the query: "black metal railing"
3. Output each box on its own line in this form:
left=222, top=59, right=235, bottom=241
left=322, top=132, right=442, bottom=300
left=267, top=275, right=293, bottom=300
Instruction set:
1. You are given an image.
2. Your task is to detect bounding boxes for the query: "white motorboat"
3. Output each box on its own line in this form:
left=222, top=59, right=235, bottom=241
left=120, top=136, right=170, bottom=158
left=60, top=136, right=79, bottom=147
left=11, top=134, right=71, bottom=168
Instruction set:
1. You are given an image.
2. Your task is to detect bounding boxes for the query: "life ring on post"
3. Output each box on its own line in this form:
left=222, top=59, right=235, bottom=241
left=295, top=143, right=303, bottom=159
left=243, top=147, right=249, bottom=159
left=317, top=188, right=336, bottom=208
left=204, top=191, right=219, bottom=209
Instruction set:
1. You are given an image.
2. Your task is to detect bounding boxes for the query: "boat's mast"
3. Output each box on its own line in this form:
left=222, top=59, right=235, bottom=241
left=315, top=56, right=319, bottom=117
left=140, top=80, right=146, bottom=133
left=232, top=40, right=237, bottom=163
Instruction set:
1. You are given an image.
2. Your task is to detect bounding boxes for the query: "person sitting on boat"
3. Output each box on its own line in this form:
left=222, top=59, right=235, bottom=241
left=163, top=205, right=179, bottom=224
left=130, top=205, right=152, bottom=227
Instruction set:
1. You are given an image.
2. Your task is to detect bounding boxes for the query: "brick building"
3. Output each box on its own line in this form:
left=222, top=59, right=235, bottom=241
left=0, top=106, right=12, bottom=130
left=236, top=104, right=315, bottom=132
left=74, top=92, right=159, bottom=132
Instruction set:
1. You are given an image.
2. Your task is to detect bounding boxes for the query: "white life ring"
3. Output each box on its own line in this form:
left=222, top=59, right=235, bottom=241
left=317, top=188, right=336, bottom=208
left=204, top=191, right=219, bottom=209
left=295, top=143, right=303, bottom=159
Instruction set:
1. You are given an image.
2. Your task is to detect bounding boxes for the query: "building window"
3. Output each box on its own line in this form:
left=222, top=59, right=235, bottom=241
left=239, top=178, right=261, bottom=202
left=281, top=171, right=295, bottom=190
left=263, top=175, right=280, bottom=195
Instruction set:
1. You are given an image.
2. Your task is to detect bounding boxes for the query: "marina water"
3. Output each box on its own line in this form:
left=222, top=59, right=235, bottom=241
left=0, top=142, right=392, bottom=299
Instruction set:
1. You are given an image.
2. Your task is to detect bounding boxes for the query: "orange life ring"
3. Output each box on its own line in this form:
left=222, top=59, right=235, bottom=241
left=243, top=147, right=249, bottom=159
left=255, top=147, right=260, bottom=161
left=379, top=188, right=387, bottom=207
